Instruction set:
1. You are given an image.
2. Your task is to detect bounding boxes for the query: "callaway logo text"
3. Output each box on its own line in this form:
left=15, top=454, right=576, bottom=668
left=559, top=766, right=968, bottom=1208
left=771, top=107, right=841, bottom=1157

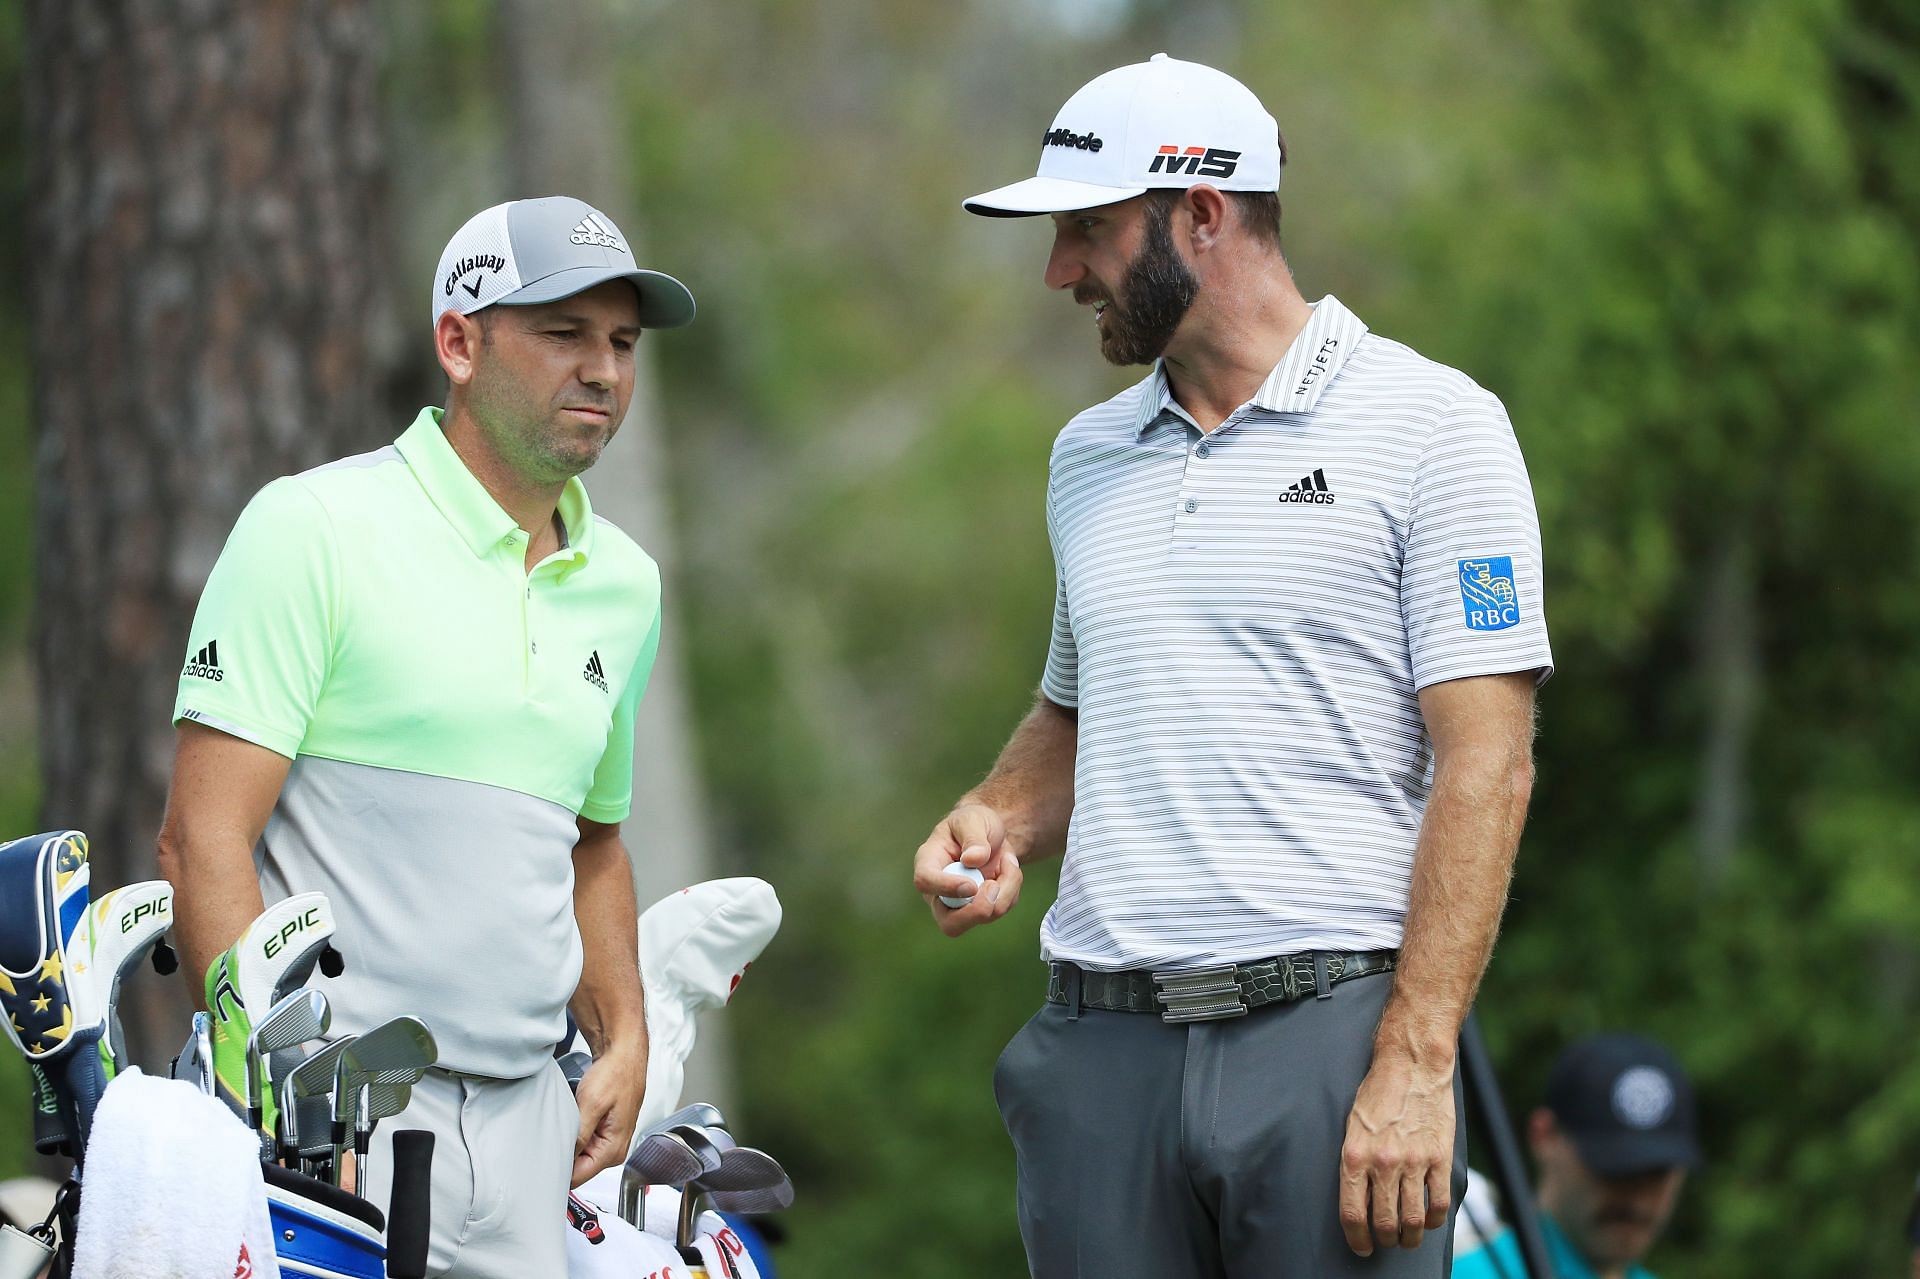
left=443, top=254, right=506, bottom=297
left=1148, top=146, right=1241, bottom=178
left=1043, top=127, right=1104, bottom=152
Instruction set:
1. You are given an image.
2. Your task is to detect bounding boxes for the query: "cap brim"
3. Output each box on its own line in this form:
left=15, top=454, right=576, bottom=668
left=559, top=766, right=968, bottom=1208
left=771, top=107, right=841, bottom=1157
left=1568, top=1128, right=1702, bottom=1178
left=498, top=265, right=697, bottom=329
left=962, top=175, right=1146, bottom=218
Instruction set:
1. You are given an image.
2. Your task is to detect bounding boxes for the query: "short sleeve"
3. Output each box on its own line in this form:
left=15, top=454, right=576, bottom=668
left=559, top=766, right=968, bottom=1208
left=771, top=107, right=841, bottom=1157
left=1039, top=485, right=1079, bottom=709
left=172, top=478, right=338, bottom=757
left=580, top=603, right=662, bottom=823
left=1401, top=391, right=1554, bottom=691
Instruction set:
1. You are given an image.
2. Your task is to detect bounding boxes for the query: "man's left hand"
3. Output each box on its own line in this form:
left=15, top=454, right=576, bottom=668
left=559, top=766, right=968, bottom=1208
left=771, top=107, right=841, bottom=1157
left=1338, top=1053, right=1455, bottom=1255
left=571, top=1043, right=648, bottom=1187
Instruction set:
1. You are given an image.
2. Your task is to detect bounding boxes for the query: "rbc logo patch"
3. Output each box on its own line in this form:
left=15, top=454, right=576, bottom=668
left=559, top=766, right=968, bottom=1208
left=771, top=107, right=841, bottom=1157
left=1459, top=557, right=1521, bottom=631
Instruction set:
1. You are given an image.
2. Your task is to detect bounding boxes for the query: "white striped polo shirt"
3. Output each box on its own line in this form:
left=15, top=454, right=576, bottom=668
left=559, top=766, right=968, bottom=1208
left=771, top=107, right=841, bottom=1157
left=1039, top=295, right=1552, bottom=971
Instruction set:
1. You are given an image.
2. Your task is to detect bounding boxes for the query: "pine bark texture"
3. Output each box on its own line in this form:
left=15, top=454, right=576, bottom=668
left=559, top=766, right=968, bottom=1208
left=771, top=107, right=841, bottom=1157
left=24, top=0, right=391, bottom=1055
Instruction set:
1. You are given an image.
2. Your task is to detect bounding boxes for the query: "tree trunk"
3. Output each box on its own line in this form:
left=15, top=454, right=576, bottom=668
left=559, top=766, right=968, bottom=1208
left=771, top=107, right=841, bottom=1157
left=1694, top=535, right=1760, bottom=885
left=496, top=0, right=735, bottom=1114
left=24, top=0, right=392, bottom=1065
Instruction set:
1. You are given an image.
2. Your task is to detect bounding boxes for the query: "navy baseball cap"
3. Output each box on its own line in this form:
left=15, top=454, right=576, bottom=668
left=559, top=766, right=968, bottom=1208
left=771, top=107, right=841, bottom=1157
left=1545, top=1033, right=1702, bottom=1177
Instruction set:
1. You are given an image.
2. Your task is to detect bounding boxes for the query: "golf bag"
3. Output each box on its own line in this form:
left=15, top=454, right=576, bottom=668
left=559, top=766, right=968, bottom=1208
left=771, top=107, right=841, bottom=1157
left=263, top=1163, right=387, bottom=1279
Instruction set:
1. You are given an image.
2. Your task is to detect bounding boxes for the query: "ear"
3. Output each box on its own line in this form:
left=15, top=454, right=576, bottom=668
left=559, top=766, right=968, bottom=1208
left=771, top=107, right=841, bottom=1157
left=1526, top=1107, right=1558, bottom=1155
left=1183, top=184, right=1231, bottom=253
left=436, top=310, right=485, bottom=387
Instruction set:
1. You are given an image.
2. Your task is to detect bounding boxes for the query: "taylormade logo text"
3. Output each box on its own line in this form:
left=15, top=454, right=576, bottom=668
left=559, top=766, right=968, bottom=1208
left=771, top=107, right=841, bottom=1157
left=1043, top=127, right=1104, bottom=153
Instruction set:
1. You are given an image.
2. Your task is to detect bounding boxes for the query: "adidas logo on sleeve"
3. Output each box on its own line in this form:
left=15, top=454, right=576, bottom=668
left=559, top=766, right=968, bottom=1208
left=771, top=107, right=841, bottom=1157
left=182, top=640, right=225, bottom=682
left=1277, top=468, right=1336, bottom=505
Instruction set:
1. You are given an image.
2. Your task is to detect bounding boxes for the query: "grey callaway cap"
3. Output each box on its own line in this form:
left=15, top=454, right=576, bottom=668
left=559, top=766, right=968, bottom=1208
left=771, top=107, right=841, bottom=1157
left=431, top=196, right=696, bottom=330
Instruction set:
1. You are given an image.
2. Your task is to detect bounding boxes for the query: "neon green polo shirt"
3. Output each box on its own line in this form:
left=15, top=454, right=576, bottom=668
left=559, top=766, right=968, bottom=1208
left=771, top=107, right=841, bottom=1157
left=174, top=407, right=661, bottom=1076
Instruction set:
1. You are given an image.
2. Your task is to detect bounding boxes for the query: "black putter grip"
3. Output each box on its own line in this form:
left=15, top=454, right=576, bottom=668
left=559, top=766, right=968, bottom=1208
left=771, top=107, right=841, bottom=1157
left=386, top=1128, right=435, bottom=1279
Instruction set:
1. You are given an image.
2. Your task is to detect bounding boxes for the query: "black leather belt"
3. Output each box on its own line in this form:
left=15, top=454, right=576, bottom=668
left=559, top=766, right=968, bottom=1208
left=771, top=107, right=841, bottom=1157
left=1046, top=950, right=1398, bottom=1024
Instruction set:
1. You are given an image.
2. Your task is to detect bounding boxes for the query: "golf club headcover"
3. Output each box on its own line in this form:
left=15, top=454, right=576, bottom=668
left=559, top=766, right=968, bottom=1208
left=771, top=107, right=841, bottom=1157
left=692, top=1213, right=763, bottom=1279
left=386, top=1129, right=435, bottom=1279
left=0, top=831, right=108, bottom=1154
left=27, top=1063, right=70, bottom=1157
left=205, top=891, right=338, bottom=1131
left=88, top=880, right=175, bottom=1080
left=563, top=1194, right=693, bottom=1278
left=633, top=878, right=781, bottom=1135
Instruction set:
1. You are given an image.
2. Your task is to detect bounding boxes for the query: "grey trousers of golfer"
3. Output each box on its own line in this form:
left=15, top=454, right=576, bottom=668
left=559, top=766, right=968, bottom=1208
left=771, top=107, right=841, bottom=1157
left=994, top=968, right=1465, bottom=1278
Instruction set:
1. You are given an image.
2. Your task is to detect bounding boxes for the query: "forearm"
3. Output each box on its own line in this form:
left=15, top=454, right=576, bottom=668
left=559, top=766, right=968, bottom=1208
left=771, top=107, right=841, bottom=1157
left=568, top=830, right=647, bottom=1057
left=961, top=693, right=1077, bottom=863
left=1374, top=749, right=1534, bottom=1066
left=156, top=810, right=269, bottom=1011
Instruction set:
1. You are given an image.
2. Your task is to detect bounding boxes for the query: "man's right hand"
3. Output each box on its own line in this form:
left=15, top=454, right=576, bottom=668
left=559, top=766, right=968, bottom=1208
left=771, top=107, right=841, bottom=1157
left=914, top=802, right=1024, bottom=937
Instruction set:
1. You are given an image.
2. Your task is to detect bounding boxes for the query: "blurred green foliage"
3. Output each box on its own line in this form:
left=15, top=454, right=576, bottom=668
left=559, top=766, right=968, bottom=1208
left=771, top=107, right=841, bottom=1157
left=4, top=1, right=1917, bottom=1273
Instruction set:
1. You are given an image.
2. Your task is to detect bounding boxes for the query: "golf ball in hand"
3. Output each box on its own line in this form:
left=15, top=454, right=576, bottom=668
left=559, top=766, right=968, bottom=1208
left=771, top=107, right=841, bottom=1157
left=938, top=863, right=986, bottom=909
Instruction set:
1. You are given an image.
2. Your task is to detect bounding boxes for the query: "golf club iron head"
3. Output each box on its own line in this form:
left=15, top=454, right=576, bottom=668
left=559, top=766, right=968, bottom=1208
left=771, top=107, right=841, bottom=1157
left=618, top=1130, right=712, bottom=1226
left=246, top=990, right=330, bottom=1150
left=706, top=1179, right=795, bottom=1215
left=641, top=1100, right=726, bottom=1142
left=704, top=1143, right=786, bottom=1192
left=329, top=1016, right=436, bottom=1186
left=556, top=1050, right=592, bottom=1094
left=283, top=1033, right=358, bottom=1163
left=681, top=1142, right=791, bottom=1247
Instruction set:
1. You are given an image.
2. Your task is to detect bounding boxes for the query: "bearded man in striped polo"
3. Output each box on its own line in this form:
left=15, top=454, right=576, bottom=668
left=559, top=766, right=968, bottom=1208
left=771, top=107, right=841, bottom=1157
left=914, top=54, right=1552, bottom=1277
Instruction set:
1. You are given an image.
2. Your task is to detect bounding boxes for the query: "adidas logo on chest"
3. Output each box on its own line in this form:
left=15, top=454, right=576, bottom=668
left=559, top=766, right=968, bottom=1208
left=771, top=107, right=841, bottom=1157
left=582, top=650, right=610, bottom=693
left=1277, top=468, right=1336, bottom=505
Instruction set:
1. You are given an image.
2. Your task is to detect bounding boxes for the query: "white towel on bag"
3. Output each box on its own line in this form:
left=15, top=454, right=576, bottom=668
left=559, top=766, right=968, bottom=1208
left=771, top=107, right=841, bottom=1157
left=72, top=1068, right=279, bottom=1279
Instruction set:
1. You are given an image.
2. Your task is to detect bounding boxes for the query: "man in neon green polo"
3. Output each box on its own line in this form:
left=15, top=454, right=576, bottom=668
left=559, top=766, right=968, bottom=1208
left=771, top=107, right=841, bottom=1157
left=157, top=196, right=695, bottom=1278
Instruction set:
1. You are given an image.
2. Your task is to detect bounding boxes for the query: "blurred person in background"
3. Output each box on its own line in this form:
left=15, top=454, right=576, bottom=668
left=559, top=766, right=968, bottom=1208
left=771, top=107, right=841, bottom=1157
left=915, top=53, right=1550, bottom=1276
left=158, top=196, right=693, bottom=1278
left=1452, top=1033, right=1698, bottom=1279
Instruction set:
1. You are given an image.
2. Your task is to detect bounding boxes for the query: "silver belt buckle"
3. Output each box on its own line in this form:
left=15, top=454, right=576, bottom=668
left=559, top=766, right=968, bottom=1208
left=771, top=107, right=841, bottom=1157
left=1152, top=963, right=1248, bottom=1023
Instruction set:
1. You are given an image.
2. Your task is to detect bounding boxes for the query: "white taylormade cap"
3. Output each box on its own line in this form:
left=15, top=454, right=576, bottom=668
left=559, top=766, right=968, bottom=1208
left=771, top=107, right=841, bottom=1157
left=964, top=53, right=1281, bottom=217
left=431, top=195, right=696, bottom=329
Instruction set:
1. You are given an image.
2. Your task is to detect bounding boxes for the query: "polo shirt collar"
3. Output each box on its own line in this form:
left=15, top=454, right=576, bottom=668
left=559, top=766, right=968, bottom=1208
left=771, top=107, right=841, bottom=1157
left=1130, top=294, right=1371, bottom=438
left=396, top=407, right=596, bottom=564
left=1250, top=294, right=1369, bottom=414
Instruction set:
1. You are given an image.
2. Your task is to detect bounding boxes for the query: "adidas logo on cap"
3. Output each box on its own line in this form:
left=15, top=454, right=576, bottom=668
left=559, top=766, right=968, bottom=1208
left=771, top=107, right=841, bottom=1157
left=183, top=640, right=225, bottom=682
left=1277, top=468, right=1335, bottom=505
left=570, top=213, right=627, bottom=253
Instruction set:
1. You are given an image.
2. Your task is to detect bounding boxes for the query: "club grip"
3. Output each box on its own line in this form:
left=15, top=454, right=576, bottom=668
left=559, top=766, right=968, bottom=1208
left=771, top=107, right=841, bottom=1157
left=386, top=1128, right=435, bottom=1279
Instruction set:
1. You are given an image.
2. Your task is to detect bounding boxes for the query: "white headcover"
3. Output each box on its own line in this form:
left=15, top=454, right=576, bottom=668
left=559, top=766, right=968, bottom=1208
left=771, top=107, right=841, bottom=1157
left=563, top=1193, right=692, bottom=1279
left=634, top=878, right=782, bottom=1134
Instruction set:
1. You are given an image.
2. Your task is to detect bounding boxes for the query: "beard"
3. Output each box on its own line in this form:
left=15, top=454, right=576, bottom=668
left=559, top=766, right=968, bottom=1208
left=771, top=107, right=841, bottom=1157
left=1080, top=200, right=1199, bottom=366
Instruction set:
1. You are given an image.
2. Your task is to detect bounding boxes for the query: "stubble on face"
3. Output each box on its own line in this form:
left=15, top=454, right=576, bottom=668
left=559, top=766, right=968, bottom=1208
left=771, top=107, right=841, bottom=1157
left=465, top=290, right=635, bottom=488
left=1075, top=198, right=1200, bottom=367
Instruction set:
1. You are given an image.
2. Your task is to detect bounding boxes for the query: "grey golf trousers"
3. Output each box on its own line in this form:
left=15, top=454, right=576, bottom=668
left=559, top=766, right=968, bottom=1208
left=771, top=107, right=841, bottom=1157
left=360, top=1062, right=575, bottom=1278
left=994, top=968, right=1465, bottom=1278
